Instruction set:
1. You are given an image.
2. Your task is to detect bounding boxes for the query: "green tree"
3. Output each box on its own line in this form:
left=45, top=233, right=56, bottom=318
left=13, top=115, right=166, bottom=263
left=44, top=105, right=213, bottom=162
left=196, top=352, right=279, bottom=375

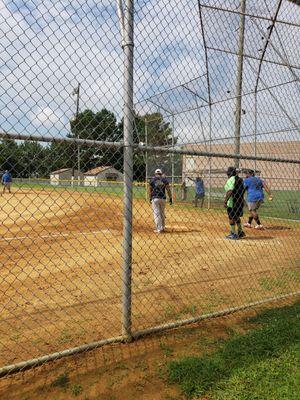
left=0, top=139, right=21, bottom=176
left=132, top=112, right=180, bottom=181
left=69, top=108, right=122, bottom=172
left=18, top=141, right=48, bottom=178
left=45, top=142, right=74, bottom=175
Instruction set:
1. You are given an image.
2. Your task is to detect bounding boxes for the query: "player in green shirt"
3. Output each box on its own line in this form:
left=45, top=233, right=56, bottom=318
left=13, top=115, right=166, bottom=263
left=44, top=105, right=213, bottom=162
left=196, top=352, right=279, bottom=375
left=224, top=167, right=246, bottom=240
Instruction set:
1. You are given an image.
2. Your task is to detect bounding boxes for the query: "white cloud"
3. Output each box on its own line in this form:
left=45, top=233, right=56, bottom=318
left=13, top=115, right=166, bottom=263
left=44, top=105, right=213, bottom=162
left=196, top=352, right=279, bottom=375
left=33, top=107, right=62, bottom=126
left=0, top=0, right=299, bottom=147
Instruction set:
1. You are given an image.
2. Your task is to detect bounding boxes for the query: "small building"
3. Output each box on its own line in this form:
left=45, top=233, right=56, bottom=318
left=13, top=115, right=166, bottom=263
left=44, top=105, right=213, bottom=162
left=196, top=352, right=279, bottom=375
left=83, top=166, right=123, bottom=187
left=50, top=168, right=83, bottom=186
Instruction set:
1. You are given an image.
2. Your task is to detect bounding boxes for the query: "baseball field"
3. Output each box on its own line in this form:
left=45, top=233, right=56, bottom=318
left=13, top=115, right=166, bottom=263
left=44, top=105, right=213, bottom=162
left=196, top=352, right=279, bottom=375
left=0, top=187, right=299, bottom=367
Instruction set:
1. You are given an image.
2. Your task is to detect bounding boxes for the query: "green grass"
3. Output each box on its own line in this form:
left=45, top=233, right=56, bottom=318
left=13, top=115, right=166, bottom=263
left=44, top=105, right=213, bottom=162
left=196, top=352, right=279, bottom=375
left=14, top=181, right=299, bottom=220
left=167, top=301, right=300, bottom=399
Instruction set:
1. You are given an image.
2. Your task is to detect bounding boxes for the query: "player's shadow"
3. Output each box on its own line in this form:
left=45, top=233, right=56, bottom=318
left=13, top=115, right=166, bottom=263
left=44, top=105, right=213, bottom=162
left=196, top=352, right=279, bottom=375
left=265, top=226, right=292, bottom=231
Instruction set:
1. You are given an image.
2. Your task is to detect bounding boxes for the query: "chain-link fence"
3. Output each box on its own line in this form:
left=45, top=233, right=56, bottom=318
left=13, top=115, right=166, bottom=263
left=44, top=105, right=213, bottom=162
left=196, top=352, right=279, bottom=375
left=0, top=0, right=299, bottom=376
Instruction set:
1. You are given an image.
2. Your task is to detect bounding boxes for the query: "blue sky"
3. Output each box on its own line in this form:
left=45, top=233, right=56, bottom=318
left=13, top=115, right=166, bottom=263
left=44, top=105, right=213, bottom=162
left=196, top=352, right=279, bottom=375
left=0, top=0, right=299, bottom=146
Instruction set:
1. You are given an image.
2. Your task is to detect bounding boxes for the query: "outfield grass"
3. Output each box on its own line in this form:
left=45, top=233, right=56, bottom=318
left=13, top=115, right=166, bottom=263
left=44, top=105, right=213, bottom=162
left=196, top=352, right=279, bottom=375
left=14, top=181, right=300, bottom=220
left=167, top=301, right=300, bottom=399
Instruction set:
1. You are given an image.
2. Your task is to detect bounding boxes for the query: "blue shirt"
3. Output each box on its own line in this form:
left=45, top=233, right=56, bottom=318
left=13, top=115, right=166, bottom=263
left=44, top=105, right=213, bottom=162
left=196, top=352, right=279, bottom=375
left=195, top=179, right=205, bottom=195
left=150, top=176, right=169, bottom=199
left=244, top=176, right=264, bottom=202
left=2, top=172, right=12, bottom=183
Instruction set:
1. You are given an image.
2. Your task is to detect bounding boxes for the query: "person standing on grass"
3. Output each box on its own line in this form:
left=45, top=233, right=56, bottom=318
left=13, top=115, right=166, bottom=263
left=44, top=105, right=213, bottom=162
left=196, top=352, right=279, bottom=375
left=2, top=170, right=12, bottom=194
left=194, top=176, right=205, bottom=208
left=243, top=169, right=273, bottom=230
left=149, top=168, right=173, bottom=233
left=224, top=166, right=246, bottom=240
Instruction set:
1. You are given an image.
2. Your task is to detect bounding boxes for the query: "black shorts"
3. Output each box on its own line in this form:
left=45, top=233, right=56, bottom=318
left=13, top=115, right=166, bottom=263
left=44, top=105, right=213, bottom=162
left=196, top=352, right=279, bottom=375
left=227, top=207, right=243, bottom=222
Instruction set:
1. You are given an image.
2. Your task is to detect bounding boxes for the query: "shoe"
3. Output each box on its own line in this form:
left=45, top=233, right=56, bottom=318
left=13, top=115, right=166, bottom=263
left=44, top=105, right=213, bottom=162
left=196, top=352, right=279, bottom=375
left=254, top=224, right=264, bottom=230
left=153, top=229, right=163, bottom=233
left=226, top=233, right=239, bottom=240
left=243, top=223, right=252, bottom=228
left=238, top=231, right=246, bottom=238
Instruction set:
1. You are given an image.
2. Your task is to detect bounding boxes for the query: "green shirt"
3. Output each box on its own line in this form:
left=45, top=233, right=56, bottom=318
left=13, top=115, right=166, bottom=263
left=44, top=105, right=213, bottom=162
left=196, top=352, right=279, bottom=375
left=224, top=176, right=235, bottom=208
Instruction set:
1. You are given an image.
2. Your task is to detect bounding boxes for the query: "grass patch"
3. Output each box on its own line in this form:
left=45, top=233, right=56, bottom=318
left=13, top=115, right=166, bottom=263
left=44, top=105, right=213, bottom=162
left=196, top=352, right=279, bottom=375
left=71, top=383, right=83, bottom=397
left=167, top=301, right=300, bottom=399
left=51, top=372, right=70, bottom=388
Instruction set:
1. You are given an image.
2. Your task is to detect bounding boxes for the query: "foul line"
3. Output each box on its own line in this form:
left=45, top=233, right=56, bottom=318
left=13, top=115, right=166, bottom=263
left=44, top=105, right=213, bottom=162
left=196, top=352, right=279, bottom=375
left=0, top=229, right=117, bottom=242
left=264, top=216, right=300, bottom=223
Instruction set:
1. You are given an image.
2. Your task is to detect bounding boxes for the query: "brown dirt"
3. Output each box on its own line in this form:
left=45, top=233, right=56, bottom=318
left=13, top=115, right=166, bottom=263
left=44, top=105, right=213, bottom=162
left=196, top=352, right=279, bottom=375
left=0, top=297, right=298, bottom=400
left=0, top=187, right=299, bottom=370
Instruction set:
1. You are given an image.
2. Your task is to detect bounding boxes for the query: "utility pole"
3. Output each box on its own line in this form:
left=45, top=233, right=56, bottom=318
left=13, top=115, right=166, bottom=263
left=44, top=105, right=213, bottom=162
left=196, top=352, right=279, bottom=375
left=234, top=0, right=246, bottom=169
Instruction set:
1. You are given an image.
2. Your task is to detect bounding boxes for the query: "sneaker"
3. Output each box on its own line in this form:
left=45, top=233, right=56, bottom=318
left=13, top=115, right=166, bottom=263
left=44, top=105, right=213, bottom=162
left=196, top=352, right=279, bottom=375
left=226, top=233, right=239, bottom=240
left=238, top=231, right=246, bottom=238
left=254, top=224, right=264, bottom=230
left=243, top=223, right=252, bottom=228
left=153, top=229, right=163, bottom=233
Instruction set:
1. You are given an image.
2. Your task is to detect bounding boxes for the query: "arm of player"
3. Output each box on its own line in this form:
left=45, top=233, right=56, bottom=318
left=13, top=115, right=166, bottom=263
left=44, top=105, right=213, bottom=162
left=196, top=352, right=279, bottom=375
left=224, top=190, right=233, bottom=208
left=263, top=181, right=272, bottom=200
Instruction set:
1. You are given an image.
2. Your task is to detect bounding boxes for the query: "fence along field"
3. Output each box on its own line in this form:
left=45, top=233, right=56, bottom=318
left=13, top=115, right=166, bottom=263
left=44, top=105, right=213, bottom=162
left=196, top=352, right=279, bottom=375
left=0, top=0, right=300, bottom=377
left=0, top=184, right=299, bottom=368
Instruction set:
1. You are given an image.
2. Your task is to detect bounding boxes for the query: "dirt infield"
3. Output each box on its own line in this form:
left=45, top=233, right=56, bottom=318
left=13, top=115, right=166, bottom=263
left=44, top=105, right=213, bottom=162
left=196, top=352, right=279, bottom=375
left=0, top=187, right=299, bottom=366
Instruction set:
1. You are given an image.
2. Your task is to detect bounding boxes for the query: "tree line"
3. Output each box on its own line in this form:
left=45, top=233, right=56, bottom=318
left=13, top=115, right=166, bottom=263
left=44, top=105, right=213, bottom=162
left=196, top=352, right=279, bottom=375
left=0, top=109, right=179, bottom=181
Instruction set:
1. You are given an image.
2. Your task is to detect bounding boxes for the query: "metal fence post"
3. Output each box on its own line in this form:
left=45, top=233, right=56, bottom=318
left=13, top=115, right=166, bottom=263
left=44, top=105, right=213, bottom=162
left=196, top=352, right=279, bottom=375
left=234, top=0, right=246, bottom=169
left=121, top=0, right=134, bottom=341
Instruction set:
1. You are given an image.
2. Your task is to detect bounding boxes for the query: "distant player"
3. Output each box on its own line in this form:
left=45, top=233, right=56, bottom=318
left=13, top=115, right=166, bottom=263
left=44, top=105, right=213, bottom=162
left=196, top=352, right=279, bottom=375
left=193, top=176, right=205, bottom=208
left=243, top=169, right=273, bottom=230
left=149, top=169, right=173, bottom=233
left=2, top=170, right=12, bottom=194
left=224, top=166, right=245, bottom=240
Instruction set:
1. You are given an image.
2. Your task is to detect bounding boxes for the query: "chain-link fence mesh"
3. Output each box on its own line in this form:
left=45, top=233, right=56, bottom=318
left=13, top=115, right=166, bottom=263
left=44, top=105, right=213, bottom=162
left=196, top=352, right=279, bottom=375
left=0, top=0, right=299, bottom=375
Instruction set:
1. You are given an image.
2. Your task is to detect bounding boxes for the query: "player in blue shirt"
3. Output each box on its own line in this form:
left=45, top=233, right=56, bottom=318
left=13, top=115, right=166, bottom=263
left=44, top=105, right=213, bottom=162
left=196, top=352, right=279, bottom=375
left=243, top=169, right=273, bottom=230
left=2, top=170, right=12, bottom=194
left=185, top=176, right=205, bottom=207
left=194, top=176, right=205, bottom=208
left=148, top=169, right=172, bottom=233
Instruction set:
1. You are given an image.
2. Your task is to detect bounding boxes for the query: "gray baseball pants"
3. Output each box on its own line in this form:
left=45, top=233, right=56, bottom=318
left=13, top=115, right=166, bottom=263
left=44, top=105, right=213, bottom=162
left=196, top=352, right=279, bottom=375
left=152, top=198, right=166, bottom=232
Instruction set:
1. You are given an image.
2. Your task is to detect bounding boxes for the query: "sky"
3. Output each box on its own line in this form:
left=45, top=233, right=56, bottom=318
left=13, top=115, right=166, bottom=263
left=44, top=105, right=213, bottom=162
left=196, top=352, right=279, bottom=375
left=0, top=0, right=299, bottom=148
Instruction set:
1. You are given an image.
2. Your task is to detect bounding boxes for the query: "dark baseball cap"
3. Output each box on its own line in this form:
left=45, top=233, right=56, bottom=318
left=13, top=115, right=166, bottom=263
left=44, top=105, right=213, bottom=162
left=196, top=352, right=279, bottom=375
left=227, top=166, right=237, bottom=177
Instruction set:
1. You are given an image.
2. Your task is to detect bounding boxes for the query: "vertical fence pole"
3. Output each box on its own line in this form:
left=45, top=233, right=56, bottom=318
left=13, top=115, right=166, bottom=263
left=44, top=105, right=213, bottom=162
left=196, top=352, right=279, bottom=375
left=145, top=118, right=148, bottom=200
left=171, top=115, right=175, bottom=199
left=254, top=90, right=257, bottom=173
left=121, top=0, right=134, bottom=340
left=208, top=107, right=212, bottom=209
left=234, top=0, right=246, bottom=169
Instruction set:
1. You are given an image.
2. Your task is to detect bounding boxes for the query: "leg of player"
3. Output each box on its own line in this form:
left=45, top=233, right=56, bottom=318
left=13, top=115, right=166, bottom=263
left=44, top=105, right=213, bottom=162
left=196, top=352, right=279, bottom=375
left=152, top=198, right=164, bottom=233
left=226, top=208, right=238, bottom=239
left=200, top=195, right=204, bottom=208
left=253, top=211, right=263, bottom=229
left=160, top=199, right=166, bottom=232
left=194, top=194, right=198, bottom=207
left=236, top=217, right=245, bottom=238
left=244, top=212, right=254, bottom=228
left=244, top=203, right=256, bottom=228
left=252, top=202, right=264, bottom=229
left=152, top=199, right=161, bottom=232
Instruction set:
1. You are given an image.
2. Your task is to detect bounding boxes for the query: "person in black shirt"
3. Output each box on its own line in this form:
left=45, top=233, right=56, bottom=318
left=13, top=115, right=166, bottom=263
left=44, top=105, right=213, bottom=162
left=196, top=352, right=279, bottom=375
left=148, top=169, right=173, bottom=233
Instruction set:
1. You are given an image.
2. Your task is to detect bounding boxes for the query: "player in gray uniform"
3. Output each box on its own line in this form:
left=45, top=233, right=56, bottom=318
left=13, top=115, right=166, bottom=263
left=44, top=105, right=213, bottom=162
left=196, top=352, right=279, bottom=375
left=148, top=169, right=173, bottom=233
